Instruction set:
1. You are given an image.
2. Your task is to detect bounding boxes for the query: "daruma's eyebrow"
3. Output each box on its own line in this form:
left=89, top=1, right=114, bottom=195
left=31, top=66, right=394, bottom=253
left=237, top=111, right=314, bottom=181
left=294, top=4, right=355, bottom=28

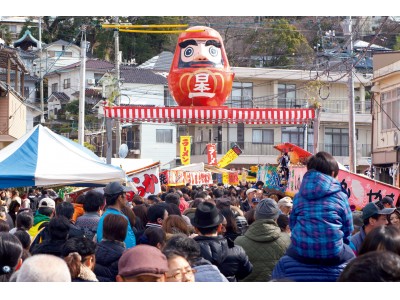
left=205, top=40, right=221, bottom=48
left=179, top=39, right=198, bottom=48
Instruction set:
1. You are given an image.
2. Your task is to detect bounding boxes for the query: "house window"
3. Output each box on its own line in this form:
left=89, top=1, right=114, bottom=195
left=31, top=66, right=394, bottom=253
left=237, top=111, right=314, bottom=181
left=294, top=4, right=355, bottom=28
left=51, top=83, right=58, bottom=93
left=227, top=82, right=253, bottom=108
left=252, top=129, right=274, bottom=144
left=381, top=88, right=400, bottom=131
left=156, top=129, right=173, bottom=143
left=278, top=84, right=296, bottom=108
left=23, top=87, right=29, bottom=98
left=282, top=126, right=314, bottom=152
left=63, top=78, right=71, bottom=89
left=324, top=128, right=349, bottom=156
left=164, top=86, right=177, bottom=106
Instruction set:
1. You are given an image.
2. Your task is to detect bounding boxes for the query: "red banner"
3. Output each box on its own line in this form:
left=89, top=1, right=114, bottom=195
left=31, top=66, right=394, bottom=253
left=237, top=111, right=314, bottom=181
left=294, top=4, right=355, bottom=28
left=207, top=143, right=217, bottom=165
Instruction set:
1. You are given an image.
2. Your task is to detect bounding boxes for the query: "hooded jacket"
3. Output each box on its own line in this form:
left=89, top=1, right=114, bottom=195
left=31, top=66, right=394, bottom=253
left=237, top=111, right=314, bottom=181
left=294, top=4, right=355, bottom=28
left=290, top=170, right=353, bottom=259
left=235, top=219, right=290, bottom=281
left=193, top=235, right=253, bottom=282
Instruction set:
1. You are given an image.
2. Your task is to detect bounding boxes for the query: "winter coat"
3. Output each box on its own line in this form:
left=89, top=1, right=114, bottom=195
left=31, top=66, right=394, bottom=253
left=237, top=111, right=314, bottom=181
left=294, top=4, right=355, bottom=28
left=30, top=239, right=66, bottom=257
left=350, top=226, right=366, bottom=254
left=235, top=219, right=291, bottom=282
left=194, top=235, right=253, bottom=282
left=271, top=254, right=348, bottom=282
left=193, top=257, right=229, bottom=282
left=290, top=170, right=353, bottom=259
left=94, top=240, right=125, bottom=282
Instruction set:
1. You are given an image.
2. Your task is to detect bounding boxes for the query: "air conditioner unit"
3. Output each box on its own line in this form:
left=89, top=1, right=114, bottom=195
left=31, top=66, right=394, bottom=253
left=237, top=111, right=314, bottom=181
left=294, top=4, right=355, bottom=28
left=87, top=78, right=95, bottom=85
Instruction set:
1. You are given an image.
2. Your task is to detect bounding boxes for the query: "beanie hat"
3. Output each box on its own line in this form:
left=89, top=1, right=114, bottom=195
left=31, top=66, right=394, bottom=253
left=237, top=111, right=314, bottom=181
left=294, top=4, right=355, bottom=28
left=255, top=198, right=279, bottom=220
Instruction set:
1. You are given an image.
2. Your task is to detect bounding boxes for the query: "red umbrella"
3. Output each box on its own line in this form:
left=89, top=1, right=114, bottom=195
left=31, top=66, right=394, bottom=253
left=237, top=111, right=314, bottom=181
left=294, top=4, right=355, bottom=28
left=274, top=142, right=312, bottom=158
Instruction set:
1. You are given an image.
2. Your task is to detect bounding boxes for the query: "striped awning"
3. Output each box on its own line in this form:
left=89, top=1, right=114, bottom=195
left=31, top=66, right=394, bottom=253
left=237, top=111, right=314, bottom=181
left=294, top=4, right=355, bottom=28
left=104, top=106, right=315, bottom=125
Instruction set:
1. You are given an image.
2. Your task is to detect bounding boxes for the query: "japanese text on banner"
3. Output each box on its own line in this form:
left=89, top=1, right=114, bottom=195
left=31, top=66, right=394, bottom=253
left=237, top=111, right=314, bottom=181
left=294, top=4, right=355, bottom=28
left=180, top=136, right=191, bottom=165
left=217, top=144, right=242, bottom=168
left=207, top=143, right=217, bottom=165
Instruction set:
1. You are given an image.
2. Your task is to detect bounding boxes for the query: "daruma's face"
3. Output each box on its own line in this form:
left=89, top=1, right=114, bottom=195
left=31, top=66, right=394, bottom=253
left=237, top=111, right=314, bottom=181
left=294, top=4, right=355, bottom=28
left=179, top=38, right=223, bottom=68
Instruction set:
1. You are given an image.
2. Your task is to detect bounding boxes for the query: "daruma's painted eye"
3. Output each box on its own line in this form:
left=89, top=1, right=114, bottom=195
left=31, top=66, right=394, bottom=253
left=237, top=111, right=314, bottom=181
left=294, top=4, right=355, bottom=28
left=209, top=46, right=218, bottom=57
left=184, top=47, right=194, bottom=57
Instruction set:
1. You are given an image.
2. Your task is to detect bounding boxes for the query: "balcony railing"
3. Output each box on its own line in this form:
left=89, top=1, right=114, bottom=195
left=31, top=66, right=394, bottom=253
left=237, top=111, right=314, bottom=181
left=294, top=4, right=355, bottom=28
left=191, top=141, right=371, bottom=157
left=225, top=96, right=372, bottom=114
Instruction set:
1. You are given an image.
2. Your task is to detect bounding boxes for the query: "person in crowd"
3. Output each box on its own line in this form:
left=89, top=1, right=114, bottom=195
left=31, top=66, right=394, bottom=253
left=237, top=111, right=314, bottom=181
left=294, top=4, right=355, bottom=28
left=28, top=198, right=55, bottom=243
left=235, top=198, right=291, bottom=281
left=240, top=188, right=257, bottom=212
left=352, top=210, right=363, bottom=234
left=163, top=250, right=196, bottom=282
left=116, top=244, right=169, bottom=282
left=277, top=214, right=291, bottom=235
left=132, top=204, right=148, bottom=241
left=162, top=215, right=190, bottom=238
left=338, top=250, right=400, bottom=282
left=389, top=209, right=400, bottom=230
left=55, top=202, right=85, bottom=239
left=146, top=194, right=160, bottom=206
left=8, top=200, right=21, bottom=226
left=71, top=194, right=85, bottom=223
left=289, top=151, right=355, bottom=264
left=351, top=200, right=395, bottom=254
left=139, top=226, right=166, bottom=249
left=13, top=229, right=31, bottom=262
left=12, top=254, right=71, bottom=282
left=10, top=190, right=22, bottom=206
left=94, top=214, right=127, bottom=281
left=0, top=232, right=23, bottom=282
left=358, top=225, right=400, bottom=256
left=30, top=216, right=70, bottom=256
left=0, top=206, right=13, bottom=230
left=96, top=181, right=136, bottom=248
left=62, top=237, right=98, bottom=282
left=0, top=219, right=10, bottom=232
left=382, top=195, right=395, bottom=208
left=162, top=234, right=228, bottom=282
left=9, top=211, right=33, bottom=235
left=146, top=202, right=169, bottom=229
left=244, top=208, right=256, bottom=226
left=75, top=190, right=104, bottom=241
left=219, top=207, right=242, bottom=243
left=192, top=201, right=253, bottom=281
left=277, top=197, right=293, bottom=216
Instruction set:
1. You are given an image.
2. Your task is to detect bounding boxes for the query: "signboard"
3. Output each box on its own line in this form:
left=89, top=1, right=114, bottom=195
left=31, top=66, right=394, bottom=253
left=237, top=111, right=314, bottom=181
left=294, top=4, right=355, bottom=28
left=207, top=143, right=217, bottom=165
left=164, top=170, right=213, bottom=186
left=129, top=167, right=161, bottom=198
left=180, top=136, right=191, bottom=165
left=217, top=144, right=242, bottom=168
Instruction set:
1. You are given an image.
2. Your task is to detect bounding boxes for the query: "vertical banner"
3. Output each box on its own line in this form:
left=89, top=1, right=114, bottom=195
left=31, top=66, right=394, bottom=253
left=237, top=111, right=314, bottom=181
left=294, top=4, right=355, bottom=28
left=222, top=172, right=229, bottom=185
left=180, top=136, right=191, bottom=165
left=217, top=144, right=243, bottom=168
left=207, top=143, right=217, bottom=165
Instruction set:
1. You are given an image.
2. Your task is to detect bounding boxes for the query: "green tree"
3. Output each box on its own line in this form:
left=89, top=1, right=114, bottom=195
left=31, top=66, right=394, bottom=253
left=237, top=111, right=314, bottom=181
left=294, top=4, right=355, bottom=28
left=247, top=18, right=314, bottom=68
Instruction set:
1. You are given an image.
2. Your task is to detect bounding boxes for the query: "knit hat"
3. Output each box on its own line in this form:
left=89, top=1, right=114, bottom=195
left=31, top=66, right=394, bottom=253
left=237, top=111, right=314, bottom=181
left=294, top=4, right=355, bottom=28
left=118, top=245, right=168, bottom=278
left=255, top=198, right=280, bottom=220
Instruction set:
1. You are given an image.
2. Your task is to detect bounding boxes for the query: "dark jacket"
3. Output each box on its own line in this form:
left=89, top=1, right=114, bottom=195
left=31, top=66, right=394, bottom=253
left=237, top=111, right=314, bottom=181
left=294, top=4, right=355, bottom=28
left=30, top=239, right=66, bottom=257
left=235, top=219, right=291, bottom=281
left=94, top=240, right=125, bottom=282
left=271, top=254, right=349, bottom=282
left=194, top=235, right=253, bottom=282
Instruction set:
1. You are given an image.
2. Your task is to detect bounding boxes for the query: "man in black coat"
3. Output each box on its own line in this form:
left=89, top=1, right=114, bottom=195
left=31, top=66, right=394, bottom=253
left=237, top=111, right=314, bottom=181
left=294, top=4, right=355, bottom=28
left=193, top=202, right=253, bottom=281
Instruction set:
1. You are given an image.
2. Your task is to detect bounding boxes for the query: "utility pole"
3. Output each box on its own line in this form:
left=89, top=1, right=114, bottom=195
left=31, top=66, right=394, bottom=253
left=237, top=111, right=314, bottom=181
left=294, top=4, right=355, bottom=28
left=342, top=17, right=356, bottom=173
left=38, top=16, right=45, bottom=123
left=114, top=16, right=121, bottom=153
left=78, top=26, right=87, bottom=145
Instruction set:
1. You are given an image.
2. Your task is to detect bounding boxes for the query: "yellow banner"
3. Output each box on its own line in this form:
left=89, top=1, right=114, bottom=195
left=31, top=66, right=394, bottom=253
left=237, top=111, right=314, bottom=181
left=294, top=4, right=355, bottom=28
left=180, top=136, right=191, bottom=165
left=217, top=144, right=242, bottom=168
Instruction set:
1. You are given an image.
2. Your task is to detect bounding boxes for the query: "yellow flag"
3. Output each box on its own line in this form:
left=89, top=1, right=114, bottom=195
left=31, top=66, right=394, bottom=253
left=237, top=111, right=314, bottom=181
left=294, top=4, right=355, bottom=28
left=180, top=136, right=191, bottom=165
left=217, top=144, right=242, bottom=168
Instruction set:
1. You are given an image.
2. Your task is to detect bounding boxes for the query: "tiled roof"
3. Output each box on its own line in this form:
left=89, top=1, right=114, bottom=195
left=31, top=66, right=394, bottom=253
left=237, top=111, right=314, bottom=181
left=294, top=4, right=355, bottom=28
left=42, top=39, right=70, bottom=49
left=120, top=67, right=167, bottom=85
left=47, top=59, right=114, bottom=74
left=138, top=51, right=173, bottom=71
left=48, top=92, right=70, bottom=103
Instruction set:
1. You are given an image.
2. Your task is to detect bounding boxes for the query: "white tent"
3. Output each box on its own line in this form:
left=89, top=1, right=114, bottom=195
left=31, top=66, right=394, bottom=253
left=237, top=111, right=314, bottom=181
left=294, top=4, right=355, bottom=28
left=0, top=124, right=126, bottom=188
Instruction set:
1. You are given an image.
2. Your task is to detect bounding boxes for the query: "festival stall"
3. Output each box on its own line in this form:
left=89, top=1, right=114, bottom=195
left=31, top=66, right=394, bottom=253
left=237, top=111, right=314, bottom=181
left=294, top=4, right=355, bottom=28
left=257, top=142, right=400, bottom=209
left=0, top=124, right=126, bottom=188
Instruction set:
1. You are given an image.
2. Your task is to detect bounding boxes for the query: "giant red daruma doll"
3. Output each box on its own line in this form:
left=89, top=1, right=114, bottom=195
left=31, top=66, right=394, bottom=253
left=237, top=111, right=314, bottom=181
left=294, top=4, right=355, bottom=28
left=168, top=26, right=234, bottom=106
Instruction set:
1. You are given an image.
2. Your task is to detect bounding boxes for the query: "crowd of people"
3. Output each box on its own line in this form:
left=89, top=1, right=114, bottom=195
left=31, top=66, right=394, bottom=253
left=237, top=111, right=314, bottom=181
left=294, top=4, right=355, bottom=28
left=0, top=151, right=400, bottom=282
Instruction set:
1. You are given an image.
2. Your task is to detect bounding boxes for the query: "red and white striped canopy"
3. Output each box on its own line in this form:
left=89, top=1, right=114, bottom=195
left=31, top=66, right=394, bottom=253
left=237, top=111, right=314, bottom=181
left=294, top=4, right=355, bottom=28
left=104, top=106, right=315, bottom=125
